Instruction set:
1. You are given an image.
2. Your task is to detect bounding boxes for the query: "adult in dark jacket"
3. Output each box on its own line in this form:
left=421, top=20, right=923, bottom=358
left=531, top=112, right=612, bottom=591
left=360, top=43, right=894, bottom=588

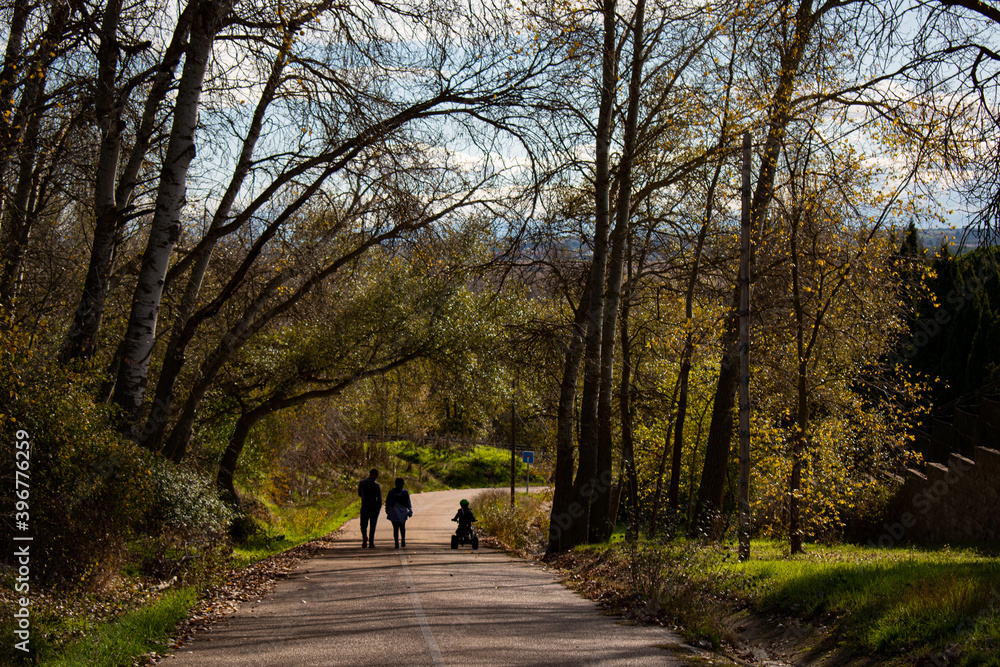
left=358, top=468, right=381, bottom=548
left=385, top=477, right=413, bottom=548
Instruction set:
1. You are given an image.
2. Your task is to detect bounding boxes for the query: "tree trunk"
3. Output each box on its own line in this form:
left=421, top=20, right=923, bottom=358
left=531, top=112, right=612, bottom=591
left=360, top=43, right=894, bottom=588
left=590, top=0, right=646, bottom=544
left=162, top=197, right=415, bottom=462
left=547, top=279, right=591, bottom=553
left=789, top=205, right=807, bottom=555
left=0, top=0, right=30, bottom=222
left=217, top=408, right=264, bottom=502
left=669, top=74, right=731, bottom=510
left=0, top=108, right=41, bottom=304
left=592, top=214, right=626, bottom=543
left=113, top=0, right=233, bottom=429
left=218, top=358, right=419, bottom=502
left=566, top=0, right=618, bottom=550
left=140, top=37, right=292, bottom=451
left=61, top=3, right=194, bottom=362
left=619, top=267, right=639, bottom=540
left=166, top=330, right=253, bottom=463
left=693, top=307, right=739, bottom=537
left=694, top=0, right=817, bottom=538
left=737, top=132, right=752, bottom=562
left=162, top=211, right=391, bottom=462
left=0, top=2, right=69, bottom=305
left=648, top=375, right=679, bottom=536
left=669, top=351, right=691, bottom=510
left=669, top=212, right=713, bottom=510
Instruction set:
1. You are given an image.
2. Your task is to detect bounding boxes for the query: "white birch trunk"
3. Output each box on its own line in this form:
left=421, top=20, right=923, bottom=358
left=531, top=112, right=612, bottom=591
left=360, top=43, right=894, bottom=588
left=113, top=0, right=233, bottom=425
left=141, top=38, right=292, bottom=450
left=61, top=4, right=194, bottom=361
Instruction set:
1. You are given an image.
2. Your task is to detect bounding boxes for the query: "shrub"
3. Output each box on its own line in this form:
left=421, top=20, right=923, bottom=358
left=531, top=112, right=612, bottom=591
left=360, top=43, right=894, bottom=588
left=229, top=512, right=265, bottom=544
left=0, top=322, right=154, bottom=587
left=623, top=538, right=745, bottom=644
left=147, top=460, right=234, bottom=539
left=472, top=489, right=546, bottom=552
left=749, top=408, right=916, bottom=544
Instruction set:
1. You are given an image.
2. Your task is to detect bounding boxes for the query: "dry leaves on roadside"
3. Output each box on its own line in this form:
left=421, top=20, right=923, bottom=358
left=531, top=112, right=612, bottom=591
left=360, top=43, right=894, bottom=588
left=148, top=531, right=343, bottom=664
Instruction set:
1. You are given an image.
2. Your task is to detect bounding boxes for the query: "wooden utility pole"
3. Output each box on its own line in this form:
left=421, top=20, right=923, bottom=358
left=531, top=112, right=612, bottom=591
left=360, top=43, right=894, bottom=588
left=510, top=375, right=516, bottom=508
left=738, top=132, right=752, bottom=562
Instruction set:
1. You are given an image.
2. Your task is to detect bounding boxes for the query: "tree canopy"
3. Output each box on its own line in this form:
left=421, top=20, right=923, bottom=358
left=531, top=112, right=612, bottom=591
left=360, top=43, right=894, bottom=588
left=1, top=0, right=998, bottom=584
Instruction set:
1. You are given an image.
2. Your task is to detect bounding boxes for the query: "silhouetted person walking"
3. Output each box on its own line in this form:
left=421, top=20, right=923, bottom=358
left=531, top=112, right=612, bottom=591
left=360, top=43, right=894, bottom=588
left=385, top=477, right=412, bottom=548
left=358, top=468, right=381, bottom=548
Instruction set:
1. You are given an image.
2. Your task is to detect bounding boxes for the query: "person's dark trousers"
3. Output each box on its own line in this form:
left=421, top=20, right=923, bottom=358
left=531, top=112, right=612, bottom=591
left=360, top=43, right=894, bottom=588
left=392, top=521, right=406, bottom=547
left=360, top=508, right=379, bottom=547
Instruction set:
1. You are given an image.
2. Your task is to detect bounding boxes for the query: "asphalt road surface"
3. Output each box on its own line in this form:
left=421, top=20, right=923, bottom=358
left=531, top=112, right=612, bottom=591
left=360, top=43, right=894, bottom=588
left=166, top=488, right=699, bottom=666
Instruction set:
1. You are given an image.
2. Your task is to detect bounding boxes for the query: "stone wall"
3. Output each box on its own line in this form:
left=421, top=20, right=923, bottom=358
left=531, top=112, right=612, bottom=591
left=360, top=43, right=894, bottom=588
left=883, top=446, right=1000, bottom=545
left=879, top=397, right=1000, bottom=545
left=910, top=397, right=1000, bottom=463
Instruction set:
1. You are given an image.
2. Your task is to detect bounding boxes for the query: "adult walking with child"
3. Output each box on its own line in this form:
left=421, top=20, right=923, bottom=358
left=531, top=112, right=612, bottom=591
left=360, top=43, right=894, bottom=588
left=385, top=477, right=413, bottom=548
left=358, top=468, right=381, bottom=548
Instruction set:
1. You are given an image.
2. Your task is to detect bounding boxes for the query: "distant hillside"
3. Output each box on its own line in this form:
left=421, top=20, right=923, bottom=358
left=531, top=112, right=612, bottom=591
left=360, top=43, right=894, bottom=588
left=918, top=227, right=983, bottom=253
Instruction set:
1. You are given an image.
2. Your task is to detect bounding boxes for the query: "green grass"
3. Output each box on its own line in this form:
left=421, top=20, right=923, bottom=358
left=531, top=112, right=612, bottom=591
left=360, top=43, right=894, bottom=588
left=567, top=536, right=745, bottom=647
left=38, top=587, right=198, bottom=667
left=556, top=536, right=1000, bottom=664
left=0, top=488, right=361, bottom=666
left=389, top=442, right=545, bottom=489
left=232, top=490, right=360, bottom=567
left=732, top=541, right=1000, bottom=664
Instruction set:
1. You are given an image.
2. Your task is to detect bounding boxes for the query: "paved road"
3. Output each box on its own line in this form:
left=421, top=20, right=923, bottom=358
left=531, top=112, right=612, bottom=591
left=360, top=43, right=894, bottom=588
left=166, top=488, right=700, bottom=666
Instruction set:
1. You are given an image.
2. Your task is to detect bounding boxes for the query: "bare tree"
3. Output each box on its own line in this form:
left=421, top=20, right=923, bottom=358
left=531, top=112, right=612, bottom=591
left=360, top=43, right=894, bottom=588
left=0, top=0, right=77, bottom=305
left=112, top=0, right=236, bottom=425
left=88, top=0, right=565, bottom=440
left=542, top=0, right=729, bottom=549
left=60, top=0, right=195, bottom=361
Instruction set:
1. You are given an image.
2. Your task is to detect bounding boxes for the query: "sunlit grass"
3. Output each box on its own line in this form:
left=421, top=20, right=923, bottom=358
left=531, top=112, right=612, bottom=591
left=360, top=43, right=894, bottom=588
left=472, top=489, right=548, bottom=552
left=40, top=587, right=198, bottom=667
left=728, top=540, right=1000, bottom=663
left=232, top=491, right=359, bottom=568
left=560, top=536, right=1000, bottom=664
left=388, top=442, right=545, bottom=489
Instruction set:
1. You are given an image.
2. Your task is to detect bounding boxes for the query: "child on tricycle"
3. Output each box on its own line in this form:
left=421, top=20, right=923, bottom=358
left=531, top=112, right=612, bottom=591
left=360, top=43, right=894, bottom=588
left=451, top=498, right=478, bottom=549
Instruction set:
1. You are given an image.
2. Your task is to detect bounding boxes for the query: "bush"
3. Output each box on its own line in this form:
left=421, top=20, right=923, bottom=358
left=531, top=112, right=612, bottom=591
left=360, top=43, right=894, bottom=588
left=621, top=539, right=745, bottom=644
left=229, top=512, right=264, bottom=544
left=472, top=489, right=547, bottom=552
left=148, top=460, right=234, bottom=539
left=0, top=322, right=155, bottom=587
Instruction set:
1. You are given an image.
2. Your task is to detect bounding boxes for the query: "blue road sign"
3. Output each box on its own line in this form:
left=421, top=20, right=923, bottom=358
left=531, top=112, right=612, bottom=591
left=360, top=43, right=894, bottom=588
left=522, top=451, right=534, bottom=464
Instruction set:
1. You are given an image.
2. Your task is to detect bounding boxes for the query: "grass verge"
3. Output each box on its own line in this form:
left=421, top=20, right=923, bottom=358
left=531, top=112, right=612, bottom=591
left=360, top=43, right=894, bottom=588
left=738, top=541, right=1000, bottom=665
left=471, top=489, right=549, bottom=554
left=231, top=490, right=360, bottom=568
left=2, top=489, right=359, bottom=667
left=41, top=587, right=198, bottom=667
left=551, top=537, right=1000, bottom=666
left=483, top=496, right=1000, bottom=664
left=389, top=442, right=545, bottom=489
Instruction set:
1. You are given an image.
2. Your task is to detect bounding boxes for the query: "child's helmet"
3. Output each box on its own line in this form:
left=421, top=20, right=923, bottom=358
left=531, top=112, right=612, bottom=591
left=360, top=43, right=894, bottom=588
left=460, top=499, right=469, bottom=506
